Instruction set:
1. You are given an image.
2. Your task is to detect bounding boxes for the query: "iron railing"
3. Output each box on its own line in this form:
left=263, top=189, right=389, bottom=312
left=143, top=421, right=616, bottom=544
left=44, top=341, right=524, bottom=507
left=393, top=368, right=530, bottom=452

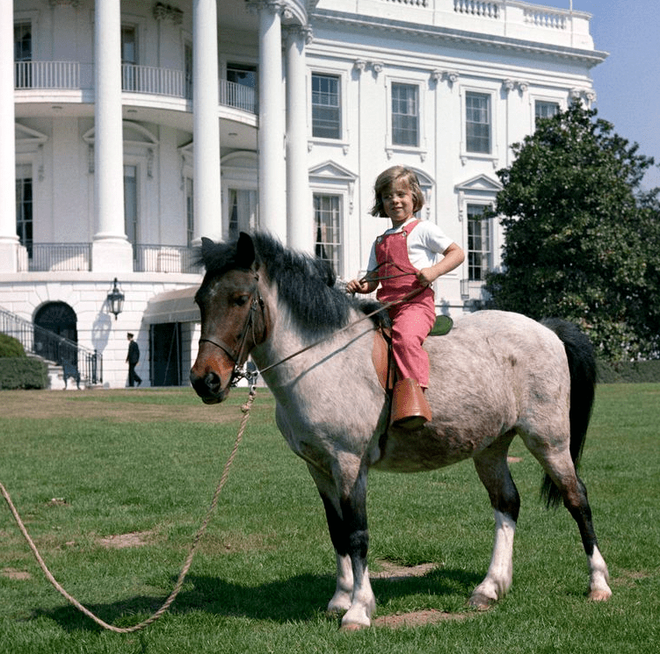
left=28, top=243, right=92, bottom=272
left=0, top=307, right=102, bottom=386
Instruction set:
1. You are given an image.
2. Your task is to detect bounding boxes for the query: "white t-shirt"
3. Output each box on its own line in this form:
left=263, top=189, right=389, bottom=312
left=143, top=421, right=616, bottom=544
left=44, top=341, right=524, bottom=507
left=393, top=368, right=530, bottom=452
left=367, top=218, right=455, bottom=272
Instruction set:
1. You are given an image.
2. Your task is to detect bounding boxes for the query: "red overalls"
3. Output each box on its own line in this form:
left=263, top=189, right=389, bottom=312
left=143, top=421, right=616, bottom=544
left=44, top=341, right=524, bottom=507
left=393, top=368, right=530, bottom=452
left=375, top=220, right=436, bottom=388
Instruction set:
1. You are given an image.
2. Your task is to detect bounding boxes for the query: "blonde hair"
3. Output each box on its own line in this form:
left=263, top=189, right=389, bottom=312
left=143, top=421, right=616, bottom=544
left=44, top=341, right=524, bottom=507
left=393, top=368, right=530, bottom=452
left=370, top=165, right=425, bottom=217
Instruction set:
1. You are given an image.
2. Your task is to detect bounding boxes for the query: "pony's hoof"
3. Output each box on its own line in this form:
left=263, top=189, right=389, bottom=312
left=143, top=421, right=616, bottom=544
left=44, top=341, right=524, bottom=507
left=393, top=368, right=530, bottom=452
left=588, top=588, right=612, bottom=602
left=340, top=621, right=369, bottom=631
left=468, top=593, right=495, bottom=611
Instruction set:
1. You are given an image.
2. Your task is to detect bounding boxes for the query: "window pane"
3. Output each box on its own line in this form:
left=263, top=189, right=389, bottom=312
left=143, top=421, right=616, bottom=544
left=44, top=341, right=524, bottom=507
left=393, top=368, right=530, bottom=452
left=467, top=204, right=491, bottom=281
left=314, top=194, right=342, bottom=275
left=466, top=92, right=491, bottom=154
left=535, top=100, right=559, bottom=120
left=16, top=167, right=34, bottom=258
left=392, top=83, right=419, bottom=146
left=312, top=74, right=341, bottom=139
left=124, top=165, right=138, bottom=245
left=228, top=189, right=259, bottom=240
left=227, top=63, right=257, bottom=89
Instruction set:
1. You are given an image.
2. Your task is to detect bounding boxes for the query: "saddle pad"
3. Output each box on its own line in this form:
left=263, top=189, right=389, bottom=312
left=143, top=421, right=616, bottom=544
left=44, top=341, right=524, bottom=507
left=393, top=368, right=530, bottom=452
left=429, top=314, right=453, bottom=336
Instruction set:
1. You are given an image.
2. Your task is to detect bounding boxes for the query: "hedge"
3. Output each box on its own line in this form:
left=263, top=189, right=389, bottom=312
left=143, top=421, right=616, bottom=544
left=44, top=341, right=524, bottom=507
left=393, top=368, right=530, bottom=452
left=597, top=359, right=660, bottom=384
left=0, top=358, right=49, bottom=390
left=0, top=333, right=25, bottom=358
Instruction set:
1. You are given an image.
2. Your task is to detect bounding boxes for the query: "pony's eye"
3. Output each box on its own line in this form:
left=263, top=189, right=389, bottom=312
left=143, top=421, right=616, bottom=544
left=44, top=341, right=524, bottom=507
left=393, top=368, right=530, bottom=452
left=233, top=295, right=250, bottom=307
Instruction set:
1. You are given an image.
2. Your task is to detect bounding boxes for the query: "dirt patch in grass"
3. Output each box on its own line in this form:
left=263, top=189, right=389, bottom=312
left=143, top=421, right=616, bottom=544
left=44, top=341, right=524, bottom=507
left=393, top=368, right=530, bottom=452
left=372, top=560, right=438, bottom=581
left=374, top=608, right=469, bottom=628
left=0, top=389, right=241, bottom=424
left=1, top=567, right=32, bottom=581
left=370, top=560, right=473, bottom=628
left=97, top=530, right=157, bottom=549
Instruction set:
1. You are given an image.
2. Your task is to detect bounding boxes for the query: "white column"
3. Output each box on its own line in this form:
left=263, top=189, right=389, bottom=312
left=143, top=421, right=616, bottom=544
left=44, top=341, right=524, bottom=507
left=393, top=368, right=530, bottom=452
left=285, top=25, right=313, bottom=254
left=0, top=0, right=19, bottom=272
left=92, top=0, right=132, bottom=272
left=192, top=0, right=222, bottom=242
left=257, top=1, right=287, bottom=239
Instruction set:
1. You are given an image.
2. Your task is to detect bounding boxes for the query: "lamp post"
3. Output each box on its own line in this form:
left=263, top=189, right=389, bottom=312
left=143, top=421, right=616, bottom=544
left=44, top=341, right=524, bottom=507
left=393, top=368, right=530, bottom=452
left=107, top=278, right=125, bottom=320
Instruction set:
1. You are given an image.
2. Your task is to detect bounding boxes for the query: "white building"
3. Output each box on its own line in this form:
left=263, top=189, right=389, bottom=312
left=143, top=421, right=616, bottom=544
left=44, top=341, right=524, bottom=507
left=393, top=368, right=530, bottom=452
left=0, top=0, right=606, bottom=388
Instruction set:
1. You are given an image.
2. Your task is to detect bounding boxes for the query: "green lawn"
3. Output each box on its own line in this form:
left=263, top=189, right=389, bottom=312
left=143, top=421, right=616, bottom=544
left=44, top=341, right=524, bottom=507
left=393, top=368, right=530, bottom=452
left=0, top=384, right=658, bottom=653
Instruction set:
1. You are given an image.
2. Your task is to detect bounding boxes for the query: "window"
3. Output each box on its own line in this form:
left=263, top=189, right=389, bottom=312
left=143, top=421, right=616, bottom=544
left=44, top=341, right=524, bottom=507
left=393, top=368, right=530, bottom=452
left=535, top=100, right=560, bottom=122
left=16, top=165, right=33, bottom=257
left=121, top=25, right=138, bottom=91
left=228, top=189, right=258, bottom=241
left=121, top=26, right=138, bottom=65
left=466, top=92, right=491, bottom=154
left=391, top=83, right=419, bottom=147
left=185, top=177, right=194, bottom=247
left=124, top=165, right=138, bottom=246
left=312, top=73, right=341, bottom=140
left=314, top=194, right=342, bottom=274
left=14, top=22, right=32, bottom=88
left=184, top=42, right=193, bottom=99
left=467, top=204, right=491, bottom=281
left=227, top=63, right=257, bottom=89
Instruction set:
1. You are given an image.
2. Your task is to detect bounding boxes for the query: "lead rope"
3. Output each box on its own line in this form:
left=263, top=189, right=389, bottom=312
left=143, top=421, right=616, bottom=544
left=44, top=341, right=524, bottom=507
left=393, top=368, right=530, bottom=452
left=0, top=385, right=257, bottom=634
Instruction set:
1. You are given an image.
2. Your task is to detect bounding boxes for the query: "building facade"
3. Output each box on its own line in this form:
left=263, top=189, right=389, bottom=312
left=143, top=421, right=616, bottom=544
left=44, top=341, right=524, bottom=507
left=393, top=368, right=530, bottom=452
left=0, top=0, right=606, bottom=388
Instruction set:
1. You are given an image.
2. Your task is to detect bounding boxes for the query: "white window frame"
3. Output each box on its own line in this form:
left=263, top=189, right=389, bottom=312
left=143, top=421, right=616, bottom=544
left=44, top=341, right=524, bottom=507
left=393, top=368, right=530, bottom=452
left=531, top=94, right=565, bottom=129
left=460, top=86, right=499, bottom=165
left=313, top=193, right=343, bottom=276
left=466, top=203, right=493, bottom=283
left=385, top=75, right=426, bottom=159
left=221, top=152, right=259, bottom=241
left=308, top=67, right=350, bottom=150
left=311, top=71, right=342, bottom=141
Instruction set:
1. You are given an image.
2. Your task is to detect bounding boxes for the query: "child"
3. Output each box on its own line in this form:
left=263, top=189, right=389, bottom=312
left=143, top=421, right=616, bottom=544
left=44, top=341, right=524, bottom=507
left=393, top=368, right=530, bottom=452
left=347, top=166, right=465, bottom=429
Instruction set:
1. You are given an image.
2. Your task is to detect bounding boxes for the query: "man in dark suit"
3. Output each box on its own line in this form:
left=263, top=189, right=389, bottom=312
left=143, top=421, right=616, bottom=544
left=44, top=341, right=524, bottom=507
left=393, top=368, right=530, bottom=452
left=126, top=333, right=142, bottom=387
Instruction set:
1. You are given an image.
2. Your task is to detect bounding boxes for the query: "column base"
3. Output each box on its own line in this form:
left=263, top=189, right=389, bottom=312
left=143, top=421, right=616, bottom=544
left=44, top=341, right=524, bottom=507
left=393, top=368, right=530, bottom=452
left=0, top=239, right=21, bottom=273
left=92, top=239, right=134, bottom=274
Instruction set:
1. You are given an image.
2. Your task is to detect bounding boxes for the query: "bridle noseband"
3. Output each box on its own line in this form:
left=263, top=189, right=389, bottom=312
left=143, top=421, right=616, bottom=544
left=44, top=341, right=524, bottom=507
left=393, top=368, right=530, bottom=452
left=198, top=272, right=266, bottom=388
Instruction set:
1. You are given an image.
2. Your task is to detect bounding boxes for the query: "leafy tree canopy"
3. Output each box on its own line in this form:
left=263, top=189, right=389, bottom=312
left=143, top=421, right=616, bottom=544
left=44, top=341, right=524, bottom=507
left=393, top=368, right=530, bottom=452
left=486, top=103, right=660, bottom=360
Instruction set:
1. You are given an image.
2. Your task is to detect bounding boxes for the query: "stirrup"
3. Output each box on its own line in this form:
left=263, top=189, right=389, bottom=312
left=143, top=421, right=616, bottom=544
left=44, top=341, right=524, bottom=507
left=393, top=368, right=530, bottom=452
left=390, top=378, right=432, bottom=430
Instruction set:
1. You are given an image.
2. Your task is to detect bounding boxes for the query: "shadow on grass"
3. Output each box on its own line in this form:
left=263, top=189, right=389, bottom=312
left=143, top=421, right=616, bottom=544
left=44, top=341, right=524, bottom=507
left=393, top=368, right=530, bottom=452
left=31, top=567, right=483, bottom=633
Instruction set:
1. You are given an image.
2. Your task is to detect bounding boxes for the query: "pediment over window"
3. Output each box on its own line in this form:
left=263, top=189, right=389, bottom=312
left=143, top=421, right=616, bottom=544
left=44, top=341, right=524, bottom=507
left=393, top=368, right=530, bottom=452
left=82, top=121, right=159, bottom=147
left=455, top=174, right=502, bottom=194
left=309, top=160, right=357, bottom=182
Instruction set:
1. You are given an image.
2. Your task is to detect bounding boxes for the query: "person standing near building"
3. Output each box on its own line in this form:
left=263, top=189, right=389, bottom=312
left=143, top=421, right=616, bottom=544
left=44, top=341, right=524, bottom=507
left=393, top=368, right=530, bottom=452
left=126, top=333, right=142, bottom=387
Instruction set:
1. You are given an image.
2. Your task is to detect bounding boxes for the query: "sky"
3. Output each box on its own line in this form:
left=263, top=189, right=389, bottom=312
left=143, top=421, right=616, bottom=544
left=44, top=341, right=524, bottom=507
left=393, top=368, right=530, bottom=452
left=538, top=0, right=660, bottom=189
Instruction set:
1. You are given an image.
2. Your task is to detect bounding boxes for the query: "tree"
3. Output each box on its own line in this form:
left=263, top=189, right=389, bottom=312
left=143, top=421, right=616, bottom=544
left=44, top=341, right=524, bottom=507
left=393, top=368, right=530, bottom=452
left=486, top=103, right=660, bottom=360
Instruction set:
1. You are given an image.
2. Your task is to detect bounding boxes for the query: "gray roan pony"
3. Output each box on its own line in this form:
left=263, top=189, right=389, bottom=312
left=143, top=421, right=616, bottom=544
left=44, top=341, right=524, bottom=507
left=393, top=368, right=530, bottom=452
left=190, top=232, right=612, bottom=629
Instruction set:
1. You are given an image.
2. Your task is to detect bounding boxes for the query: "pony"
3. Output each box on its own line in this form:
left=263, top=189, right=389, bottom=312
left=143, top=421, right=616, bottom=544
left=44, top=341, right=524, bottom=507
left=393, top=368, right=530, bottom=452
left=190, top=232, right=611, bottom=629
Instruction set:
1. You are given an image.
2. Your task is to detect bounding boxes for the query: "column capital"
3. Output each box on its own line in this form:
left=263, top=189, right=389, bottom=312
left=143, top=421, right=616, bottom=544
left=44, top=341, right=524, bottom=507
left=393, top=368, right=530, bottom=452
left=284, top=23, right=313, bottom=45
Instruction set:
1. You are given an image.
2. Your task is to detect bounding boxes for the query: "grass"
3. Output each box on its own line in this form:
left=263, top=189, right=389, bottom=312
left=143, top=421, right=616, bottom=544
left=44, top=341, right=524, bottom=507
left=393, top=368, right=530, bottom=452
left=0, top=384, right=658, bottom=653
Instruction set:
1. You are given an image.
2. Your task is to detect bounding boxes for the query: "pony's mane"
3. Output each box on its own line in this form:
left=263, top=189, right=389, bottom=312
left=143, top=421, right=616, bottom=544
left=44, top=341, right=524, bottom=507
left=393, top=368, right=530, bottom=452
left=199, top=232, right=387, bottom=336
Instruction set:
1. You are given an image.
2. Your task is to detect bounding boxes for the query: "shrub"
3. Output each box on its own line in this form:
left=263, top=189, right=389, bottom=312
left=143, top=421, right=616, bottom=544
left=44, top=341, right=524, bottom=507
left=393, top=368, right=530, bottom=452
left=0, top=333, right=25, bottom=358
left=0, top=357, right=49, bottom=390
left=597, top=359, right=660, bottom=384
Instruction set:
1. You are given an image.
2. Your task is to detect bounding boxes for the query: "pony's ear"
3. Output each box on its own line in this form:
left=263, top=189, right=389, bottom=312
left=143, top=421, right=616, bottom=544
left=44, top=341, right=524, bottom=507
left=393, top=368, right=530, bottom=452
left=201, top=237, right=215, bottom=261
left=236, top=232, right=256, bottom=270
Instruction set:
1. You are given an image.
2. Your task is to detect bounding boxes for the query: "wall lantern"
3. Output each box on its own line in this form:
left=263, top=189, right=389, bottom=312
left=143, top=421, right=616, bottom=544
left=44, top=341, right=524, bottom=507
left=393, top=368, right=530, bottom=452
left=107, top=278, right=125, bottom=320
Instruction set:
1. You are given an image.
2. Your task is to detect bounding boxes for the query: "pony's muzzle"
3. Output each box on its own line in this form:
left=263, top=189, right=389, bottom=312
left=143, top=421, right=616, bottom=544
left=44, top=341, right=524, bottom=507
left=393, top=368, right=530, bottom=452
left=189, top=368, right=229, bottom=404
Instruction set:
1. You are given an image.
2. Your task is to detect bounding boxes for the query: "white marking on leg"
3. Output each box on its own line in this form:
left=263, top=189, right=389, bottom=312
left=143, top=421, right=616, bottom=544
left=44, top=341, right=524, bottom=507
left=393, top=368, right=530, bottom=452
left=327, top=553, right=353, bottom=613
left=471, top=510, right=516, bottom=604
left=341, top=564, right=375, bottom=629
left=588, top=545, right=612, bottom=601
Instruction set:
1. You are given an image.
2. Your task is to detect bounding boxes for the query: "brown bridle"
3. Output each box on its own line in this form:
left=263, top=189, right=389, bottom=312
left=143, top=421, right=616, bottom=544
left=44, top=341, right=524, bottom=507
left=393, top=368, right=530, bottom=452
left=198, top=271, right=266, bottom=388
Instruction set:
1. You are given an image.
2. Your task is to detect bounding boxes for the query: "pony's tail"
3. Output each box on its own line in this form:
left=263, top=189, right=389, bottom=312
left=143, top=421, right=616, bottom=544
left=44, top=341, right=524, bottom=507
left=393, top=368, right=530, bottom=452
left=539, top=318, right=597, bottom=509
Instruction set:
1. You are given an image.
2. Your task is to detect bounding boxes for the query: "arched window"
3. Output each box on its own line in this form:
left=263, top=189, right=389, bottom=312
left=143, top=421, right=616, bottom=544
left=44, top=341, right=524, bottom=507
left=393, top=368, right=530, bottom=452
left=33, top=302, right=78, bottom=364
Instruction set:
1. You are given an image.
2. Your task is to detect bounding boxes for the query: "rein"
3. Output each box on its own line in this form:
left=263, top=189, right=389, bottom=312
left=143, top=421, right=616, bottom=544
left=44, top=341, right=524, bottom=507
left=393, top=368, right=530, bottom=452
left=0, top=386, right=256, bottom=633
left=198, top=262, right=425, bottom=386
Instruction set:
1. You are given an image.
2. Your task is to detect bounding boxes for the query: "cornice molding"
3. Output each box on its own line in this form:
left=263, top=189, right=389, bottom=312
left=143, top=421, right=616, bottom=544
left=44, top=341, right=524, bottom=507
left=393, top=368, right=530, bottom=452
left=310, top=9, right=608, bottom=68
